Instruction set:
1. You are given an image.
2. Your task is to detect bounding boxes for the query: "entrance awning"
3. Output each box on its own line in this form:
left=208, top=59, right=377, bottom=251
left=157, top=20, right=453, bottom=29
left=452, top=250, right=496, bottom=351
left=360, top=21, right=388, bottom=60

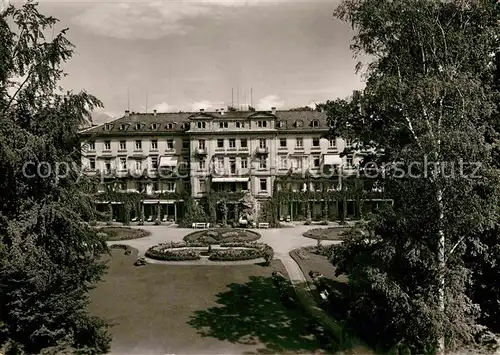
left=159, top=156, right=178, bottom=168
left=212, top=177, right=249, bottom=183
left=323, top=155, right=342, bottom=165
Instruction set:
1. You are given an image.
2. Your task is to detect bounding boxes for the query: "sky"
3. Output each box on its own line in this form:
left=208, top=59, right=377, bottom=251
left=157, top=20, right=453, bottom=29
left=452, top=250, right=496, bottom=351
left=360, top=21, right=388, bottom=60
left=14, top=0, right=366, bottom=124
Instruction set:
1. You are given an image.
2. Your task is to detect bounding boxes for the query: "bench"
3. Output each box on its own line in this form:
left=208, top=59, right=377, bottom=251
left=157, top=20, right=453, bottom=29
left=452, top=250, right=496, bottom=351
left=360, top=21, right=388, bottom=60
left=258, top=222, right=270, bottom=229
left=192, top=222, right=210, bottom=229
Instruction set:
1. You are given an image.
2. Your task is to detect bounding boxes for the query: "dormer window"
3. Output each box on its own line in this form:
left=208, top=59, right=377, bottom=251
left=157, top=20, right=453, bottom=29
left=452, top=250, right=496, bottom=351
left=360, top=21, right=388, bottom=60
left=278, top=121, right=286, bottom=128
left=219, top=122, right=228, bottom=129
left=295, top=120, right=303, bottom=128
left=134, top=123, right=142, bottom=130
left=119, top=124, right=127, bottom=131
left=197, top=122, right=206, bottom=129
left=166, top=122, right=174, bottom=130
left=257, top=121, right=267, bottom=128
left=150, top=123, right=159, bottom=130
left=104, top=124, right=111, bottom=131
left=236, top=122, right=245, bottom=128
left=311, top=120, right=319, bottom=128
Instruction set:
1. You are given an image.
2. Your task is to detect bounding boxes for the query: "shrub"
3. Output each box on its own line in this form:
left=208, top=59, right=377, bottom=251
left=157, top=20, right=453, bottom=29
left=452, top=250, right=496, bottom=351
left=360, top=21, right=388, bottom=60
left=105, top=221, right=113, bottom=226
left=89, top=220, right=97, bottom=226
left=320, top=220, right=329, bottom=225
left=154, top=219, right=161, bottom=225
left=99, top=227, right=150, bottom=241
left=96, top=232, right=108, bottom=239
left=304, top=219, right=312, bottom=225
left=184, top=228, right=260, bottom=244
left=208, top=248, right=262, bottom=261
left=145, top=247, right=201, bottom=261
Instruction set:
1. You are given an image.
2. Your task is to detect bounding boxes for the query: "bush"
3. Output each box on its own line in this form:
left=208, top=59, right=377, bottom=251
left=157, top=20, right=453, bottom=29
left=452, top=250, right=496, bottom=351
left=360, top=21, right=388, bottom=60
left=145, top=247, right=201, bottom=261
left=154, top=219, right=161, bottom=226
left=105, top=221, right=113, bottom=226
left=99, top=227, right=150, bottom=241
left=208, top=248, right=262, bottom=261
left=89, top=220, right=97, bottom=227
left=304, top=219, right=312, bottom=225
left=320, top=220, right=329, bottom=225
left=184, top=228, right=260, bottom=244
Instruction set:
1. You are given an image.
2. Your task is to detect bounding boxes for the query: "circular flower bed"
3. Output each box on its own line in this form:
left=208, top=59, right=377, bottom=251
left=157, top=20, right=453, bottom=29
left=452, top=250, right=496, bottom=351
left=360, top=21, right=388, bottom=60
left=183, top=228, right=260, bottom=244
left=98, top=227, right=151, bottom=241
left=145, top=241, right=273, bottom=264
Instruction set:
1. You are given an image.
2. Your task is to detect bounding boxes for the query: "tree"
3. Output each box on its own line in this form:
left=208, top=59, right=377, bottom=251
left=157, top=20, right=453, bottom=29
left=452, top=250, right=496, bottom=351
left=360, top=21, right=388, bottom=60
left=0, top=2, right=110, bottom=353
left=328, top=0, right=500, bottom=353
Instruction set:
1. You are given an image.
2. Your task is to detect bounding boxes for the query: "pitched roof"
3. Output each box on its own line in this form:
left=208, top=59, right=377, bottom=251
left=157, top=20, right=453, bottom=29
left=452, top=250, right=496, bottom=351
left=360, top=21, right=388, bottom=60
left=80, top=109, right=329, bottom=136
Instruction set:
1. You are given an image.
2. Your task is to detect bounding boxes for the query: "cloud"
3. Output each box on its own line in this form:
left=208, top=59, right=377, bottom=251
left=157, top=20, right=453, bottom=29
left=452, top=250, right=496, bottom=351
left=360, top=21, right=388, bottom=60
left=91, top=111, right=117, bottom=125
left=151, top=101, right=172, bottom=112
left=68, top=0, right=289, bottom=40
left=256, top=95, right=284, bottom=111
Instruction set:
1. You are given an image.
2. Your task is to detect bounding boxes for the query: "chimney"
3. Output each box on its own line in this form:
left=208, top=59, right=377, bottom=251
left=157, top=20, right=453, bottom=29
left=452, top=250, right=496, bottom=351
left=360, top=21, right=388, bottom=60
left=125, top=110, right=130, bottom=117
left=271, top=107, right=276, bottom=114
left=200, top=108, right=204, bottom=112
left=153, top=109, right=157, bottom=116
left=220, top=108, right=225, bottom=115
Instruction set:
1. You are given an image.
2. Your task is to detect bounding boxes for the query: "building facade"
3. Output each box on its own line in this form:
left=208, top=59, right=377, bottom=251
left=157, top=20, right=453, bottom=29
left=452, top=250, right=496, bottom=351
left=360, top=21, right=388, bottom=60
left=80, top=107, right=385, bottom=223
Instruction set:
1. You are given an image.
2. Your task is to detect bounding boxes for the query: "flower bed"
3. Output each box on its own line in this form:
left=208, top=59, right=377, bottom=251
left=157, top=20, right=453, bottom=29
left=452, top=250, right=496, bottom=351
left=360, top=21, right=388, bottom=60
left=302, top=227, right=347, bottom=241
left=99, top=227, right=151, bottom=241
left=208, top=248, right=263, bottom=261
left=183, top=228, right=261, bottom=244
left=145, top=247, right=200, bottom=261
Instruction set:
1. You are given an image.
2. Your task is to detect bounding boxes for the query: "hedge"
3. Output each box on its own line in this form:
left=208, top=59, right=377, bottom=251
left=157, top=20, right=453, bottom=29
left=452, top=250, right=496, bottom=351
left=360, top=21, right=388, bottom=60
left=145, top=248, right=201, bottom=261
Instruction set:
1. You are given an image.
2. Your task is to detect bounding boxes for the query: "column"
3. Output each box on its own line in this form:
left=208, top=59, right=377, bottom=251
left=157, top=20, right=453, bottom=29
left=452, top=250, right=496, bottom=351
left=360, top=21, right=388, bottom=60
left=174, top=203, right=177, bottom=222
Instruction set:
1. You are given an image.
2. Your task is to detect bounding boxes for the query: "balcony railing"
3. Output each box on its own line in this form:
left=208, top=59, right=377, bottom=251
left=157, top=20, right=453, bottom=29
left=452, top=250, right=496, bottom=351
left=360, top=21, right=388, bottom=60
left=255, top=147, right=269, bottom=155
left=196, top=148, right=207, bottom=156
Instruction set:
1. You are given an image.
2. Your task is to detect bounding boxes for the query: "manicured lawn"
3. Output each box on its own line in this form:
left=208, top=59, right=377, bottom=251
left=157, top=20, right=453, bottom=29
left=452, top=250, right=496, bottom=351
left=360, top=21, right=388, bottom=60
left=90, top=249, right=337, bottom=354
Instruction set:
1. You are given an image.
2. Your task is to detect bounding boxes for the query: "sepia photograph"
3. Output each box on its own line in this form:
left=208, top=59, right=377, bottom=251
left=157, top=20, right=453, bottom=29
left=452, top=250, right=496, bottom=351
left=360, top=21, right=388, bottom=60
left=0, top=0, right=500, bottom=354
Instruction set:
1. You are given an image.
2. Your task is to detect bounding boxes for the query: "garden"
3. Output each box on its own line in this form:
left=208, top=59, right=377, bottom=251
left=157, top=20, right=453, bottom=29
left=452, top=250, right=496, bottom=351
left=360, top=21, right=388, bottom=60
left=183, top=228, right=261, bottom=244
left=145, top=241, right=274, bottom=264
left=96, top=227, right=151, bottom=241
left=302, top=227, right=355, bottom=241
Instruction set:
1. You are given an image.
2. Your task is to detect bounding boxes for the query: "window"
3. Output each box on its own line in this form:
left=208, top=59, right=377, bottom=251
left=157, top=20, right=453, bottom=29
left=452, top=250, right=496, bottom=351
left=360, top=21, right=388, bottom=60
left=198, top=140, right=205, bottom=150
left=199, top=180, right=207, bottom=193
left=230, top=158, right=236, bottom=174
left=166, top=123, right=173, bottom=130
left=167, top=139, right=174, bottom=150
left=294, top=157, right=303, bottom=170
left=104, top=159, right=111, bottom=173
left=240, top=158, right=248, bottom=169
left=278, top=121, right=286, bottom=128
left=135, top=160, right=142, bottom=170
left=119, top=157, right=127, bottom=170
left=346, top=156, right=353, bottom=168
left=312, top=138, right=320, bottom=147
left=296, top=138, right=303, bottom=148
left=153, top=182, right=159, bottom=192
left=151, top=140, right=158, bottom=150
left=135, top=140, right=142, bottom=150
left=151, top=157, right=158, bottom=170
left=165, top=182, right=175, bottom=192
left=88, top=141, right=95, bottom=150
left=329, top=138, right=336, bottom=148
left=236, top=122, right=245, bottom=128
left=260, top=179, right=267, bottom=192
left=259, top=139, right=266, bottom=149
left=216, top=157, right=224, bottom=170
left=199, top=159, right=206, bottom=170
left=119, top=124, right=127, bottom=131
left=182, top=139, right=189, bottom=149
left=280, top=156, right=288, bottom=169
left=258, top=120, right=267, bottom=128
left=312, top=120, right=319, bottom=128
left=217, top=139, right=224, bottom=149
left=104, top=124, right=111, bottom=131
left=259, top=157, right=267, bottom=169
left=89, top=158, right=95, bottom=170
left=119, top=182, right=127, bottom=191
left=136, top=182, right=145, bottom=193
left=219, top=121, right=228, bottom=128
left=295, top=120, right=303, bottom=128
left=313, top=156, right=320, bottom=168
left=119, top=140, right=126, bottom=150
left=104, top=141, right=111, bottom=150
left=240, top=139, right=247, bottom=148
left=229, top=139, right=236, bottom=148
left=345, top=139, right=352, bottom=147
left=151, top=123, right=158, bottom=130
left=135, top=123, right=141, bottom=130
left=197, top=122, right=206, bottom=129
left=279, top=138, right=287, bottom=148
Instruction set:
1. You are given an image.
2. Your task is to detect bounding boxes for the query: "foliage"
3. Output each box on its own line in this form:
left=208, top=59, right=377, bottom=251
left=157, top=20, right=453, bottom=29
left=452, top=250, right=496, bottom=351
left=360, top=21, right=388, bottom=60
left=0, top=2, right=110, bottom=353
left=327, top=0, right=500, bottom=353
left=183, top=228, right=261, bottom=244
left=145, top=248, right=201, bottom=261
left=208, top=248, right=263, bottom=261
left=178, top=196, right=208, bottom=227
left=98, top=227, right=150, bottom=241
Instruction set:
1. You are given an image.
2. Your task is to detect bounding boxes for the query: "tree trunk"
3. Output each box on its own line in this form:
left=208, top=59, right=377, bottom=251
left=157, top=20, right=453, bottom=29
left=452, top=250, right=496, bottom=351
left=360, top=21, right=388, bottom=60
left=437, top=186, right=446, bottom=354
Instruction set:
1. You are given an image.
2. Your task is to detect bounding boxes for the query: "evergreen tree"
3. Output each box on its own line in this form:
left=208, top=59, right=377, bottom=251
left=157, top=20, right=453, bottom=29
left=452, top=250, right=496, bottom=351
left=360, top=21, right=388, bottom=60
left=0, top=2, right=110, bottom=353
